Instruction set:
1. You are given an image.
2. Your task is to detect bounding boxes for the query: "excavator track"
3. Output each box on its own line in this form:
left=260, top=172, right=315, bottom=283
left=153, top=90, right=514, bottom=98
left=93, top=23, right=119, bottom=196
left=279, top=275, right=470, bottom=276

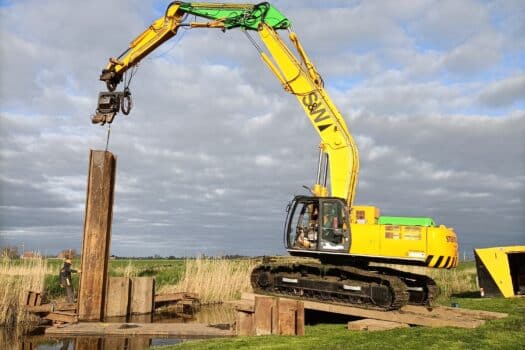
left=251, top=263, right=410, bottom=311
left=370, top=266, right=439, bottom=308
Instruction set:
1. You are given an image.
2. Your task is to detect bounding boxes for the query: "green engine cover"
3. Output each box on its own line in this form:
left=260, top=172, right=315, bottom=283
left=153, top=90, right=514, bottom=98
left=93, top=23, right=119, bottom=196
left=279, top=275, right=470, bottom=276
left=377, top=216, right=436, bottom=227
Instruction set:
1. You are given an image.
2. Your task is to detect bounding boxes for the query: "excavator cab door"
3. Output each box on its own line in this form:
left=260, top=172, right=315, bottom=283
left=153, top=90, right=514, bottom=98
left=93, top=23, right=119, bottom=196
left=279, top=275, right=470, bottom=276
left=285, top=196, right=350, bottom=253
left=318, top=199, right=350, bottom=251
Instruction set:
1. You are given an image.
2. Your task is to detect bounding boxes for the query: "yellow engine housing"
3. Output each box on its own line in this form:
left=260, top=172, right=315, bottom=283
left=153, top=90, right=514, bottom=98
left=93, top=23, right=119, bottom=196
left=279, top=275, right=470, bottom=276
left=348, top=206, right=458, bottom=269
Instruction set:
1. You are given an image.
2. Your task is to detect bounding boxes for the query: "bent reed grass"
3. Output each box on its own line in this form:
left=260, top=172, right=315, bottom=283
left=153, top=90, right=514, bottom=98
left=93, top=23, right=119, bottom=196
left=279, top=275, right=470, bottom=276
left=375, top=263, right=477, bottom=301
left=0, top=255, right=478, bottom=327
left=161, top=257, right=476, bottom=305
left=0, top=257, right=49, bottom=327
left=159, top=257, right=260, bottom=304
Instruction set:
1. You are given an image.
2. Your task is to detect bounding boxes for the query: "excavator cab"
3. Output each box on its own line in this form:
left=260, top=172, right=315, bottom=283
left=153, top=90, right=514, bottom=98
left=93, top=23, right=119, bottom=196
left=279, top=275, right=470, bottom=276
left=285, top=196, right=350, bottom=255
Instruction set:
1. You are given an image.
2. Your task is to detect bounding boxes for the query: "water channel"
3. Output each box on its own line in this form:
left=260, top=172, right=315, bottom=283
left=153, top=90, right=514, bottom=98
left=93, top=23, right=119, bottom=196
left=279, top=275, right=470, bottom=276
left=1, top=303, right=237, bottom=350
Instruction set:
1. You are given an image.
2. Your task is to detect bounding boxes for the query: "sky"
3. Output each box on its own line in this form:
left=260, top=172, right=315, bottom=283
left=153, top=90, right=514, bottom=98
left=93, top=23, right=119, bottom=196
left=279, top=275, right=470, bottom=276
left=0, top=0, right=524, bottom=258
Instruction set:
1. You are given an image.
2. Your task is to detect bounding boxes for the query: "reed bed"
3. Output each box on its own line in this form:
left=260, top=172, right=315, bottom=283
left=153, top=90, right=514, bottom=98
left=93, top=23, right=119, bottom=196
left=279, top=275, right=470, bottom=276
left=374, top=263, right=477, bottom=301
left=159, top=257, right=260, bottom=304
left=428, top=266, right=478, bottom=299
left=111, top=260, right=140, bottom=278
left=0, top=257, right=49, bottom=327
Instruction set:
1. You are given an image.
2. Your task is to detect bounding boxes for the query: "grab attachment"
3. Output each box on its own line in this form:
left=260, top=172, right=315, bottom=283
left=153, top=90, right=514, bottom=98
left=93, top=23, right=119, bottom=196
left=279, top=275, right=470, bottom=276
left=91, top=88, right=132, bottom=125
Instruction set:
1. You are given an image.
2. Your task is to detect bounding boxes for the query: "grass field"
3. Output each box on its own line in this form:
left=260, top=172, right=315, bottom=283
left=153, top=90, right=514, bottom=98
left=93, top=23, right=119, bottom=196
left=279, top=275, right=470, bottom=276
left=38, top=257, right=522, bottom=349
left=42, top=258, right=187, bottom=300
left=3, top=256, right=523, bottom=350
left=0, top=256, right=480, bottom=325
left=5, top=257, right=478, bottom=302
left=156, top=297, right=525, bottom=350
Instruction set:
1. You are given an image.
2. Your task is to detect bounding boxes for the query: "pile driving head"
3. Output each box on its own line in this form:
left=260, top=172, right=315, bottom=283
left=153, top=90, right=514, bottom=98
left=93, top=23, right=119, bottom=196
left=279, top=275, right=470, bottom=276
left=91, top=89, right=132, bottom=125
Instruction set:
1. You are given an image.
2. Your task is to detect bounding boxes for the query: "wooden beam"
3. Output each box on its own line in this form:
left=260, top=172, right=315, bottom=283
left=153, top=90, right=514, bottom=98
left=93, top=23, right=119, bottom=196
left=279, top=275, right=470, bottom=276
left=78, top=150, right=116, bottom=321
left=277, top=299, right=301, bottom=335
left=44, top=311, right=78, bottom=324
left=45, top=322, right=235, bottom=337
left=296, top=301, right=305, bottom=336
left=234, top=301, right=254, bottom=313
left=129, top=313, right=153, bottom=323
left=25, top=302, right=76, bottom=314
left=236, top=310, right=255, bottom=336
left=105, top=277, right=131, bottom=317
left=347, top=319, right=409, bottom=331
left=130, top=277, right=155, bottom=315
left=402, top=304, right=508, bottom=320
left=254, top=296, right=278, bottom=335
left=25, top=291, right=41, bottom=307
left=241, top=293, right=490, bottom=329
left=154, top=292, right=199, bottom=305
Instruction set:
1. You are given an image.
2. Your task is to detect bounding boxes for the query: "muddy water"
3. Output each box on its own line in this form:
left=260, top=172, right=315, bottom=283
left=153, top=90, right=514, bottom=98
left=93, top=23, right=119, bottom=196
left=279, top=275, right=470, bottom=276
left=1, top=303, right=237, bottom=350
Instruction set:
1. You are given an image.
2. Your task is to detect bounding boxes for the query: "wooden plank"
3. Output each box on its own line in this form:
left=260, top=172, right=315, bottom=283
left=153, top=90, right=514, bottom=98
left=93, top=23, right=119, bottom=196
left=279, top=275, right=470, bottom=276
left=296, top=301, right=305, bottom=336
left=130, top=277, right=155, bottom=315
left=26, top=302, right=76, bottom=314
left=27, top=291, right=37, bottom=306
left=106, top=277, right=130, bottom=317
left=402, top=304, right=508, bottom=320
left=20, top=342, right=35, bottom=350
left=30, top=292, right=38, bottom=306
left=44, top=311, right=78, bottom=324
left=277, top=299, right=298, bottom=335
left=25, top=291, right=41, bottom=307
left=236, top=310, right=255, bottom=336
left=154, top=292, right=199, bottom=304
left=242, top=293, right=485, bottom=329
left=234, top=301, right=254, bottom=313
left=45, top=322, right=235, bottom=337
left=128, top=313, right=153, bottom=323
left=254, top=296, right=277, bottom=335
left=348, top=319, right=409, bottom=331
left=78, top=150, right=116, bottom=321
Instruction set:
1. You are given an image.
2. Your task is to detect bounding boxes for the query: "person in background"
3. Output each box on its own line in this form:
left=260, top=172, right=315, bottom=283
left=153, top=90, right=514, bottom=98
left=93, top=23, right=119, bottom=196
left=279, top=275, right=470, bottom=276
left=60, top=258, right=81, bottom=303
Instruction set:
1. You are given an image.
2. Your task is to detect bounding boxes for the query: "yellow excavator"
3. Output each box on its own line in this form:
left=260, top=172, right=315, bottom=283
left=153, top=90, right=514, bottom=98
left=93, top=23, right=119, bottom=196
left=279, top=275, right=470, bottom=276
left=92, top=2, right=458, bottom=310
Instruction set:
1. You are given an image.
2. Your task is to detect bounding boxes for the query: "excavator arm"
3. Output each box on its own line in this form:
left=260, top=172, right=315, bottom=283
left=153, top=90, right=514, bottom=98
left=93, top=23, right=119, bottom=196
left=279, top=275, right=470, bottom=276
left=99, top=2, right=290, bottom=91
left=256, top=23, right=359, bottom=207
left=92, top=1, right=358, bottom=206
left=92, top=2, right=458, bottom=311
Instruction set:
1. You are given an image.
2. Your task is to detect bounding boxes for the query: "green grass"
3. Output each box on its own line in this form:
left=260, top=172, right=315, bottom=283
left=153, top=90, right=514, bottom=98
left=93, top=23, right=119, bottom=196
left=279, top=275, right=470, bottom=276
left=155, top=297, right=525, bottom=350
left=454, top=260, right=475, bottom=272
left=33, top=258, right=525, bottom=349
left=43, top=258, right=186, bottom=299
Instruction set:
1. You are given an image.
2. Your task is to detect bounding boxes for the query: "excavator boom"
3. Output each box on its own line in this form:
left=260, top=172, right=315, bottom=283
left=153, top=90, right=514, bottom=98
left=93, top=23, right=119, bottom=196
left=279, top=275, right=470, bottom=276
left=93, top=1, right=358, bottom=205
left=99, top=2, right=290, bottom=91
left=92, top=1, right=458, bottom=311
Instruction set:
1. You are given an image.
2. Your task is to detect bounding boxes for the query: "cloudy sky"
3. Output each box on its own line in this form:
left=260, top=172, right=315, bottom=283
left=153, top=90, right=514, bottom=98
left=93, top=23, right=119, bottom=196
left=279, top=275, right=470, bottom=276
left=1, top=0, right=524, bottom=258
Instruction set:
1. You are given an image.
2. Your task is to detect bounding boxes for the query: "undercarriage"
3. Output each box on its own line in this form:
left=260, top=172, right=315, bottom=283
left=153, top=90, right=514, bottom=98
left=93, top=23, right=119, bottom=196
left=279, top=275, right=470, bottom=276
left=251, top=262, right=438, bottom=311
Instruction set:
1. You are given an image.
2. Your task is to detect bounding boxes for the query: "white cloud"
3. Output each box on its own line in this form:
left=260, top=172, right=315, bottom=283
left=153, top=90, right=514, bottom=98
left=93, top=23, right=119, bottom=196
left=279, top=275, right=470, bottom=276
left=255, top=155, right=276, bottom=167
left=478, top=74, right=525, bottom=107
left=441, top=33, right=503, bottom=76
left=1, top=0, right=524, bottom=257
